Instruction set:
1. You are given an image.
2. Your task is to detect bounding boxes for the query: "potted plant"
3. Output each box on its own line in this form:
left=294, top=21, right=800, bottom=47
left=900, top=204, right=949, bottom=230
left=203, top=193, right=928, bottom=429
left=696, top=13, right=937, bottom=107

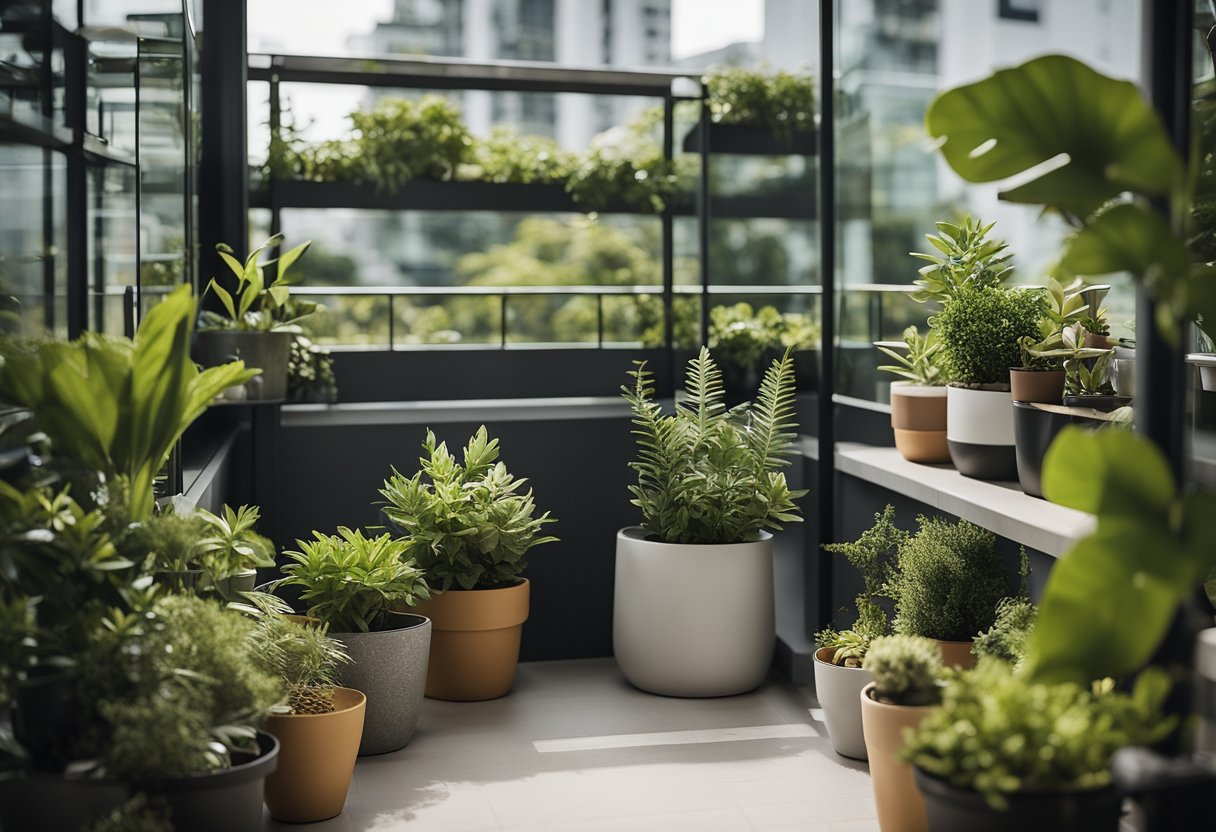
left=883, top=516, right=1011, bottom=668
left=196, top=234, right=315, bottom=401
left=379, top=425, right=557, bottom=701
left=275, top=527, right=431, bottom=754
left=875, top=326, right=948, bottom=463
left=859, top=635, right=943, bottom=832
left=194, top=504, right=276, bottom=599
left=814, top=506, right=905, bottom=759
left=1061, top=348, right=1127, bottom=412
left=934, top=282, right=1043, bottom=480
left=249, top=600, right=365, bottom=823
left=613, top=347, right=805, bottom=696
left=1012, top=278, right=1103, bottom=404
left=903, top=661, right=1172, bottom=832
left=971, top=597, right=1036, bottom=667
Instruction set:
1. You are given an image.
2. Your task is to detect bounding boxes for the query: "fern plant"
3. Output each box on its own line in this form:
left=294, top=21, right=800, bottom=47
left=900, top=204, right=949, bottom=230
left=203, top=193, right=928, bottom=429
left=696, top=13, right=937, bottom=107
left=622, top=347, right=806, bottom=545
left=379, top=426, right=558, bottom=591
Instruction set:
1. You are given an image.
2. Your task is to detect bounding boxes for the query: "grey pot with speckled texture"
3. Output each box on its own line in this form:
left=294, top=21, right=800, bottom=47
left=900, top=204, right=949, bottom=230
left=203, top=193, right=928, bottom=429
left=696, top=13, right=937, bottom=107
left=333, top=613, right=431, bottom=756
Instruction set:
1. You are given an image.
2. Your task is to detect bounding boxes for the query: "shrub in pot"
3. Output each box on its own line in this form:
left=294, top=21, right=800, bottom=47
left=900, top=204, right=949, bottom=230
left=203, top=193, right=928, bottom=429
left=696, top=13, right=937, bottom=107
left=859, top=635, right=942, bottom=832
left=971, top=597, right=1036, bottom=668
left=379, top=425, right=557, bottom=701
left=902, top=661, right=1172, bottom=832
left=875, top=326, right=948, bottom=463
left=276, top=528, right=431, bottom=753
left=196, top=234, right=318, bottom=401
left=248, top=599, right=364, bottom=823
left=814, top=506, right=905, bottom=759
left=884, top=516, right=1011, bottom=668
left=614, top=347, right=805, bottom=697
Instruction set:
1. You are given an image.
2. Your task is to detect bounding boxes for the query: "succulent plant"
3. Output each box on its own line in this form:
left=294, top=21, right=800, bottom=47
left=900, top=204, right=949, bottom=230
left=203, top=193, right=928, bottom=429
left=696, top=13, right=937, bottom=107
left=864, top=634, right=942, bottom=706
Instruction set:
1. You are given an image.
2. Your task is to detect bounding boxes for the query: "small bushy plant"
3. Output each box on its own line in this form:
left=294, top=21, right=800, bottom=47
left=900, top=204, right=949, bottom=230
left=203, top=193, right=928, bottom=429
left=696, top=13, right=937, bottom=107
left=972, top=597, right=1037, bottom=667
left=886, top=516, right=1009, bottom=642
left=247, top=596, right=351, bottom=715
left=463, top=127, right=577, bottom=185
left=287, top=335, right=338, bottom=403
left=622, top=347, right=806, bottom=545
left=566, top=108, right=679, bottom=214
left=934, top=284, right=1044, bottom=387
left=379, top=426, right=558, bottom=591
left=195, top=504, right=276, bottom=588
left=278, top=527, right=431, bottom=633
left=902, top=661, right=1174, bottom=810
left=864, top=635, right=942, bottom=706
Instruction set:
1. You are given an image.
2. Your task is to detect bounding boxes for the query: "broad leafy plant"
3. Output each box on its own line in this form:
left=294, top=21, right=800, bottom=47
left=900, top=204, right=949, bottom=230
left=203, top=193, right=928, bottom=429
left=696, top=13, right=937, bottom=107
left=195, top=504, right=276, bottom=592
left=622, top=347, right=806, bottom=545
left=1018, top=278, right=1109, bottom=370
left=379, top=426, right=558, bottom=591
left=0, top=285, right=255, bottom=520
left=1064, top=348, right=1116, bottom=397
left=876, top=326, right=944, bottom=386
left=1027, top=428, right=1216, bottom=685
left=203, top=234, right=315, bottom=333
left=910, top=217, right=1013, bottom=306
left=278, top=527, right=430, bottom=633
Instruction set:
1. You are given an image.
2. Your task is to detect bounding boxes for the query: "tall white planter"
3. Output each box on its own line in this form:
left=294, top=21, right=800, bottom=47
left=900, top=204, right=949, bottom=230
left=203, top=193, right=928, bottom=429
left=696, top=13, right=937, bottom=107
left=812, top=648, right=873, bottom=760
left=946, top=386, right=1016, bottom=480
left=613, top=527, right=774, bottom=697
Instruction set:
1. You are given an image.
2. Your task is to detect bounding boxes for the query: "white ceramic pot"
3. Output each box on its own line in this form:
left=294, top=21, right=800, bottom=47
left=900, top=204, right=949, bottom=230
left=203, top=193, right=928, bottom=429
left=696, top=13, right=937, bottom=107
left=946, top=386, right=1016, bottom=480
left=812, top=647, right=873, bottom=760
left=613, top=527, right=774, bottom=697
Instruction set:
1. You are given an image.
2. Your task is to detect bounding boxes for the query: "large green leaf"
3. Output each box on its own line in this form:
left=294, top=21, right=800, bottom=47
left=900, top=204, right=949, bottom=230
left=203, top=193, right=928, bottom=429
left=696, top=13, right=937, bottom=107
left=925, top=55, right=1182, bottom=217
left=1041, top=427, right=1174, bottom=517
left=1059, top=204, right=1189, bottom=283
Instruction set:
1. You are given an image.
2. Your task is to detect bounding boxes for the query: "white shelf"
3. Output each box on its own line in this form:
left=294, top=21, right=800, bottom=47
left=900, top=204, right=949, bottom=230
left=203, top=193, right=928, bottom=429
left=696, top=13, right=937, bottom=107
left=829, top=442, right=1093, bottom=557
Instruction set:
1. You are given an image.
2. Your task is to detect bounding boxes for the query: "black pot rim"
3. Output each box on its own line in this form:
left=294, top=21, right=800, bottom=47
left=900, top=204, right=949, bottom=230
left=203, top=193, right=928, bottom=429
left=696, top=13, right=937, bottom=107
left=913, top=767, right=1118, bottom=804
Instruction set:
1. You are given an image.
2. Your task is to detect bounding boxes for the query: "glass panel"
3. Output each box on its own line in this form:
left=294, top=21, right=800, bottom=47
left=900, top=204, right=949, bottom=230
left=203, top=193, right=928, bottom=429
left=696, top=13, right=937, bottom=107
left=0, top=143, right=63, bottom=336
left=88, top=164, right=139, bottom=335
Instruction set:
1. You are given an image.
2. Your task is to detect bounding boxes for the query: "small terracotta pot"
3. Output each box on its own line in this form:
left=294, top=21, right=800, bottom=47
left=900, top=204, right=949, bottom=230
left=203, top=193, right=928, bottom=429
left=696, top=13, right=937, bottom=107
left=1009, top=368, right=1065, bottom=404
left=932, top=639, right=976, bottom=670
left=889, top=383, right=949, bottom=464
left=263, top=687, right=366, bottom=823
left=860, top=683, right=934, bottom=832
left=412, top=579, right=530, bottom=701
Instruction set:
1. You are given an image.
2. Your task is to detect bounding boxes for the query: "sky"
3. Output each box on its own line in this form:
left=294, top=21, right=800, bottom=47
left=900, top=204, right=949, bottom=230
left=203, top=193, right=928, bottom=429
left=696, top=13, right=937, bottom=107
left=247, top=0, right=766, bottom=61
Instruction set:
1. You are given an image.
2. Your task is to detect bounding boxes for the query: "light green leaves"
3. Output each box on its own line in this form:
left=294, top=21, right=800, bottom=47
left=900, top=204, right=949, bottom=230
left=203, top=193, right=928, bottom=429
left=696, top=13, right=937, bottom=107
left=910, top=217, right=1013, bottom=305
left=876, top=326, right=944, bottom=386
left=202, top=235, right=315, bottom=333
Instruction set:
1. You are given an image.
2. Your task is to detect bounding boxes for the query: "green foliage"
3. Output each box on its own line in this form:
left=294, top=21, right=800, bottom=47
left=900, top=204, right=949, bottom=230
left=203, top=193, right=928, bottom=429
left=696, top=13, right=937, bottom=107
left=1030, top=428, right=1216, bottom=684
left=910, top=218, right=1013, bottom=306
left=704, top=65, right=815, bottom=138
left=202, top=234, right=314, bottom=333
left=887, top=516, right=1009, bottom=642
left=816, top=506, right=906, bottom=665
left=379, top=426, right=558, bottom=591
left=934, top=284, right=1044, bottom=387
left=83, top=795, right=173, bottom=832
left=864, top=634, right=942, bottom=706
left=972, top=598, right=1037, bottom=667
left=622, top=347, right=806, bottom=545
left=247, top=601, right=351, bottom=715
left=287, top=335, right=338, bottom=403
left=462, top=127, right=577, bottom=184
left=278, top=527, right=431, bottom=633
left=0, top=285, right=256, bottom=520
left=876, top=326, right=944, bottom=386
left=566, top=108, right=679, bottom=214
left=121, top=498, right=209, bottom=576
left=706, top=303, right=821, bottom=380
left=902, top=661, right=1174, bottom=811
left=1064, top=349, right=1116, bottom=396
left=1019, top=278, right=1110, bottom=370
left=194, top=504, right=276, bottom=592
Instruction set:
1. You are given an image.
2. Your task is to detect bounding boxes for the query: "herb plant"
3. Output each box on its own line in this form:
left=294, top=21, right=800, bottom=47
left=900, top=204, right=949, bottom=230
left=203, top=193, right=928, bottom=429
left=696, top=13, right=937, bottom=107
left=202, top=234, right=314, bottom=333
left=933, top=284, right=1044, bottom=387
left=278, top=527, right=431, bottom=633
left=902, top=661, right=1174, bottom=810
left=972, top=597, right=1037, bottom=667
left=876, top=326, right=944, bottom=386
left=886, top=516, right=1010, bottom=642
left=910, top=218, right=1013, bottom=306
left=622, top=347, right=806, bottom=545
left=864, top=634, right=942, bottom=706
left=379, top=426, right=558, bottom=591
left=195, top=504, right=276, bottom=591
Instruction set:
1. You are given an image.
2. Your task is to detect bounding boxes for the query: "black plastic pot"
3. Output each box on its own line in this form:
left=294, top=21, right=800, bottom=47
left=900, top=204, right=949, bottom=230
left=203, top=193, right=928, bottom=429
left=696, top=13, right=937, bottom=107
left=1013, top=403, right=1105, bottom=498
left=193, top=330, right=292, bottom=401
left=1061, top=394, right=1132, bottom=413
left=914, top=769, right=1123, bottom=832
left=0, top=732, right=279, bottom=832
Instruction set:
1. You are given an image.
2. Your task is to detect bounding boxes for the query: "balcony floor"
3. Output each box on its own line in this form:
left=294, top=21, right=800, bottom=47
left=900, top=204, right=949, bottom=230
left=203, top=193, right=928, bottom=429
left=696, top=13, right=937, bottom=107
left=264, top=658, right=878, bottom=832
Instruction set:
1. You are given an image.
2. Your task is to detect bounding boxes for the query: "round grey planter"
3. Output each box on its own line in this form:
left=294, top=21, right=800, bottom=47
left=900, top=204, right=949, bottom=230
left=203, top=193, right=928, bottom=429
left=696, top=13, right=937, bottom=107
left=812, top=647, right=872, bottom=760
left=333, top=613, right=431, bottom=756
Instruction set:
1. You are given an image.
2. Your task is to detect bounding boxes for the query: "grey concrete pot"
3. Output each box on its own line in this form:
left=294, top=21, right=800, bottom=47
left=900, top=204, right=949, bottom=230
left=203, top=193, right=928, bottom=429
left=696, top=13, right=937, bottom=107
left=333, top=613, right=431, bottom=756
left=193, top=330, right=292, bottom=401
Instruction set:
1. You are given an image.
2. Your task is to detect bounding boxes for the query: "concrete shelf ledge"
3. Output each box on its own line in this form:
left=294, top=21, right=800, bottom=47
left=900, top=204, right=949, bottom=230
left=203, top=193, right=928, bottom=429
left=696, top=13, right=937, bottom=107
left=282, top=396, right=632, bottom=427
left=822, top=442, right=1094, bottom=557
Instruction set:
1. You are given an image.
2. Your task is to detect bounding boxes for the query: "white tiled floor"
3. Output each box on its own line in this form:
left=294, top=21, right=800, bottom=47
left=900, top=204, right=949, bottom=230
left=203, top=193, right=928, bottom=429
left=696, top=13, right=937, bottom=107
left=263, top=658, right=877, bottom=832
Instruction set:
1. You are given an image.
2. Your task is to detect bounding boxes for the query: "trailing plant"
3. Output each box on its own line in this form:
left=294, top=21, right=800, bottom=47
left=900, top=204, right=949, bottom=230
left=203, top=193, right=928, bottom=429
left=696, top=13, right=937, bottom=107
left=972, top=597, right=1037, bottom=667
left=704, top=65, right=815, bottom=138
left=202, top=234, right=314, bottom=333
left=0, top=285, right=255, bottom=520
left=1064, top=349, right=1117, bottom=397
left=277, top=527, right=431, bottom=633
left=622, top=347, right=806, bottom=545
left=816, top=505, right=906, bottom=666
left=902, top=660, right=1174, bottom=810
left=864, top=634, right=942, bottom=706
left=910, top=217, right=1013, bottom=306
left=247, top=598, right=351, bottom=716
left=379, top=426, right=558, bottom=591
left=886, top=516, right=1010, bottom=642
left=933, top=283, right=1043, bottom=387
left=876, top=326, right=945, bottom=386
left=287, top=335, right=338, bottom=403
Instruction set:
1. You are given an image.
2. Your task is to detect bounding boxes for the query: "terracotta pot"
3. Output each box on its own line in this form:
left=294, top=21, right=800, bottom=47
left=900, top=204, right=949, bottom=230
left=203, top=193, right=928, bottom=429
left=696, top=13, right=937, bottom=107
left=412, top=580, right=529, bottom=701
left=860, top=683, right=934, bottom=832
left=946, top=386, right=1016, bottom=480
left=933, top=639, right=975, bottom=670
left=1009, top=368, right=1065, bottom=404
left=889, top=384, right=949, bottom=464
left=813, top=647, right=872, bottom=760
left=263, top=688, right=365, bottom=823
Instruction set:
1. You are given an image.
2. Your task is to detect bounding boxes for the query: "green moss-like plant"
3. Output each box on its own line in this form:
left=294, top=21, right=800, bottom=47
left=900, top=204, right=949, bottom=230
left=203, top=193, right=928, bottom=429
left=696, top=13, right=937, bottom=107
left=972, top=597, right=1037, bottom=667
left=886, top=516, right=1009, bottom=642
left=934, top=283, right=1043, bottom=387
left=864, top=634, right=942, bottom=706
